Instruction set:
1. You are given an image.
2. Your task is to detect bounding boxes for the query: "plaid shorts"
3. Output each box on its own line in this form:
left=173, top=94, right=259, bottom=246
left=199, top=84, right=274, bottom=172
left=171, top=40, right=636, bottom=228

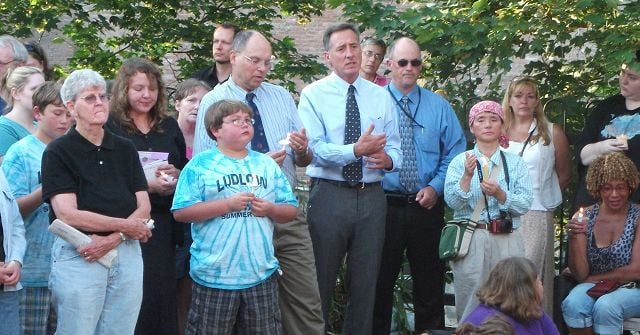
left=19, top=287, right=57, bottom=335
left=186, top=274, right=281, bottom=335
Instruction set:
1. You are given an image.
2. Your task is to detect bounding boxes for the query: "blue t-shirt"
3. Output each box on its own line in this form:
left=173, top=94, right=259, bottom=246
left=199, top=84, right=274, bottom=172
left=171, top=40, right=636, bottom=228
left=0, top=115, right=32, bottom=156
left=171, top=147, right=298, bottom=289
left=1, top=135, right=53, bottom=287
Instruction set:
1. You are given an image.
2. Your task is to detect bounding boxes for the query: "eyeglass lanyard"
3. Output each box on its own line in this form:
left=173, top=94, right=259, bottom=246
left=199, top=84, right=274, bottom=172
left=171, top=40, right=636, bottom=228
left=387, top=86, right=424, bottom=131
left=475, top=151, right=510, bottom=222
left=518, top=126, right=537, bottom=157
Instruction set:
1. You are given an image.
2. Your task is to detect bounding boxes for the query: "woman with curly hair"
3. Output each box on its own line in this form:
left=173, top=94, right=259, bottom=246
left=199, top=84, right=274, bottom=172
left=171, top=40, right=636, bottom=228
left=460, top=257, right=560, bottom=334
left=563, top=152, right=640, bottom=335
left=106, top=57, right=187, bottom=335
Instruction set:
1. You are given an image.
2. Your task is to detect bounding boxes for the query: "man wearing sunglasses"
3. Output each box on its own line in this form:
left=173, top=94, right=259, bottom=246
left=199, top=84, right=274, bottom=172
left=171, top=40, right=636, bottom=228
left=0, top=35, right=28, bottom=113
left=373, top=37, right=466, bottom=335
left=192, top=30, right=324, bottom=335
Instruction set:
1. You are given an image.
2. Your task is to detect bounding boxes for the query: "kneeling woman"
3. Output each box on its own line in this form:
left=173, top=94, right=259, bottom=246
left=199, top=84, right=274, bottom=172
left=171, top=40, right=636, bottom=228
left=563, top=152, right=640, bottom=335
left=444, top=100, right=533, bottom=321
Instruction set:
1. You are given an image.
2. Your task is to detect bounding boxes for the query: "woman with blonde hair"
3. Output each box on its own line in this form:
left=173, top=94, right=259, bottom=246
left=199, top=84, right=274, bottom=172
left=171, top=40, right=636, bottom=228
left=0, top=66, right=44, bottom=159
left=501, top=76, right=571, bottom=313
left=563, top=152, right=640, bottom=335
left=461, top=257, right=560, bottom=334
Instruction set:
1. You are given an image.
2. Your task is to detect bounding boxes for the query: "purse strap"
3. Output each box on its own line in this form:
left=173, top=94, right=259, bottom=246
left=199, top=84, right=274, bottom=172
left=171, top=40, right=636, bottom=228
left=518, top=125, right=537, bottom=157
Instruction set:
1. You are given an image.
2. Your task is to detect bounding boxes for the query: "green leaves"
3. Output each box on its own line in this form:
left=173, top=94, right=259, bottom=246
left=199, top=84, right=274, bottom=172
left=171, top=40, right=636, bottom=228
left=0, top=0, right=327, bottom=92
left=331, top=0, right=640, bottom=109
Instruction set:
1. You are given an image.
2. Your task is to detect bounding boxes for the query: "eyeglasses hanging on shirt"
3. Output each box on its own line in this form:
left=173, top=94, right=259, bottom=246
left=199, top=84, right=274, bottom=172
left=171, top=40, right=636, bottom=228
left=387, top=86, right=424, bottom=132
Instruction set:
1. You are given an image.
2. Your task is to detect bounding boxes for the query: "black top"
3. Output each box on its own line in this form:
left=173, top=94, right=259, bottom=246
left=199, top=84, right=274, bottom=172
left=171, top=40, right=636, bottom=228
left=106, top=117, right=187, bottom=211
left=41, top=127, right=148, bottom=233
left=190, top=63, right=226, bottom=89
left=574, top=94, right=640, bottom=209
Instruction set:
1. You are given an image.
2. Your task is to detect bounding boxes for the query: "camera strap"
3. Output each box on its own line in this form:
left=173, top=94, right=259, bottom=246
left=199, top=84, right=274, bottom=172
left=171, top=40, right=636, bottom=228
left=475, top=151, right=509, bottom=222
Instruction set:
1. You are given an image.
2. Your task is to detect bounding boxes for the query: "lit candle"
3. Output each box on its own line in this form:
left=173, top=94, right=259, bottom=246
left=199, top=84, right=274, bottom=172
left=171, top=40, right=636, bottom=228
left=577, top=207, right=584, bottom=223
left=251, top=174, right=259, bottom=194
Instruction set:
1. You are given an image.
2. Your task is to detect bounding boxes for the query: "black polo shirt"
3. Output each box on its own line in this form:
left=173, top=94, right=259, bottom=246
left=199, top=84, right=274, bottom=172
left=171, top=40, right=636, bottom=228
left=190, top=63, right=226, bottom=89
left=42, top=127, right=148, bottom=232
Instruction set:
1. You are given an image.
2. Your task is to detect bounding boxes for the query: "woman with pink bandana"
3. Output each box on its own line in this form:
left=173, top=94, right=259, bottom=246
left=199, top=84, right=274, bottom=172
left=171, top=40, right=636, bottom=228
left=444, top=100, right=533, bottom=321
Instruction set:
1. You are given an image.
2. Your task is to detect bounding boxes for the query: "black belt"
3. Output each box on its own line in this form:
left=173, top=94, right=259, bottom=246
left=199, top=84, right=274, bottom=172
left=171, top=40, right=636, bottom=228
left=385, top=192, right=419, bottom=206
left=312, top=178, right=381, bottom=189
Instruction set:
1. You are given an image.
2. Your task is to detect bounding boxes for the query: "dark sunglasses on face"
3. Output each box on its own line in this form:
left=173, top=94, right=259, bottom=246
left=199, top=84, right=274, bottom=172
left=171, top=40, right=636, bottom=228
left=396, top=58, right=422, bottom=67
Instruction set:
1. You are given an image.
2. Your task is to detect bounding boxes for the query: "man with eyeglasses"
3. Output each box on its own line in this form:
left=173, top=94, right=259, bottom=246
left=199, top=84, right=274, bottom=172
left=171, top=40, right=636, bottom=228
left=190, top=23, right=240, bottom=89
left=359, top=37, right=390, bottom=86
left=372, top=37, right=466, bottom=335
left=0, top=35, right=28, bottom=113
left=297, top=23, right=401, bottom=335
left=193, top=30, right=325, bottom=335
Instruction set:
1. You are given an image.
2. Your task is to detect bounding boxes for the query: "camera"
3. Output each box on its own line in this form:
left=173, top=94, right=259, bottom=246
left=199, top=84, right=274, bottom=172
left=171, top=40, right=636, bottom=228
left=489, top=211, right=513, bottom=234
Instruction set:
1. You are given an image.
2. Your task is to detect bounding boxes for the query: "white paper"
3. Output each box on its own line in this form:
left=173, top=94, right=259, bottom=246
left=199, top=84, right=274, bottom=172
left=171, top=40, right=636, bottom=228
left=48, top=219, right=117, bottom=268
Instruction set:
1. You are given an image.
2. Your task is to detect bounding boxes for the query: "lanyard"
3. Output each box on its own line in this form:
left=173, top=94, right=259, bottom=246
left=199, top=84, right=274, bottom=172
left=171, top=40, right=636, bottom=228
left=387, top=86, right=424, bottom=130
left=518, top=126, right=537, bottom=157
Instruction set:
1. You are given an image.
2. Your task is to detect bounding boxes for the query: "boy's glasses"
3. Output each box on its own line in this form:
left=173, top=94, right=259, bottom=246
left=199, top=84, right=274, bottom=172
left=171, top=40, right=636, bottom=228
left=224, top=118, right=255, bottom=127
left=78, top=94, right=109, bottom=105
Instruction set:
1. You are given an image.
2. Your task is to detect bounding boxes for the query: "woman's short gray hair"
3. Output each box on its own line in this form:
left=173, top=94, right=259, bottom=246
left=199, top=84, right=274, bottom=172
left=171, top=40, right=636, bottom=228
left=60, top=69, right=106, bottom=105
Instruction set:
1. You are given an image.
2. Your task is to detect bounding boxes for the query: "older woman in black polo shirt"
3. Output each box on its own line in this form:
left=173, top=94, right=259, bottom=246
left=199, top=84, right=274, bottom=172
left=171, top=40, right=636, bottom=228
left=41, top=69, right=153, bottom=335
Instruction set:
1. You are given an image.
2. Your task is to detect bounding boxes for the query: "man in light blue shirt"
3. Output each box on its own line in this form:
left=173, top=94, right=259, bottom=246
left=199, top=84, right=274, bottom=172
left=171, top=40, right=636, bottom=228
left=192, top=30, right=324, bottom=334
left=297, top=23, right=401, bottom=335
left=373, top=37, right=467, bottom=334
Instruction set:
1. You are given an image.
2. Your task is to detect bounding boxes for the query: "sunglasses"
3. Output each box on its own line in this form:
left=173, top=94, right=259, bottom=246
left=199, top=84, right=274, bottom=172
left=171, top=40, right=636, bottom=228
left=396, top=59, right=422, bottom=67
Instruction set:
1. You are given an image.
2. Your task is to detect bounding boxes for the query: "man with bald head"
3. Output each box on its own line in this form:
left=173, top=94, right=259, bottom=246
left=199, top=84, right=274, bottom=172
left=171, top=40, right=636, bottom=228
left=192, top=30, right=324, bottom=335
left=0, top=35, right=28, bottom=113
left=373, top=37, right=466, bottom=334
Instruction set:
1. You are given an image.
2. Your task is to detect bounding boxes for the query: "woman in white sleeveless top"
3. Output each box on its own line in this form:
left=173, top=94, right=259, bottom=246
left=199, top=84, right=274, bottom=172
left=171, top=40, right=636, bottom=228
left=502, top=76, right=571, bottom=314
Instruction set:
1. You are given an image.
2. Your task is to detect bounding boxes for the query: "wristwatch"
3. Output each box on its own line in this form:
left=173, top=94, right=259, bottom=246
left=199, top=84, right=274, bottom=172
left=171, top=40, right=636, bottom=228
left=119, top=232, right=126, bottom=241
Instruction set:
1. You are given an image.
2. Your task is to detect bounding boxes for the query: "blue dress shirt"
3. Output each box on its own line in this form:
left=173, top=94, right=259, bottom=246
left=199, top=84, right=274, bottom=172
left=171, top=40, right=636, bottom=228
left=382, top=84, right=466, bottom=195
left=298, top=73, right=402, bottom=182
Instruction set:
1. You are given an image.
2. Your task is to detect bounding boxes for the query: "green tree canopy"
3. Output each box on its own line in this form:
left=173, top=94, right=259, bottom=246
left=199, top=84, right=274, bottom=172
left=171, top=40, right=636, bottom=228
left=0, top=0, right=327, bottom=91
left=332, top=0, right=639, bottom=106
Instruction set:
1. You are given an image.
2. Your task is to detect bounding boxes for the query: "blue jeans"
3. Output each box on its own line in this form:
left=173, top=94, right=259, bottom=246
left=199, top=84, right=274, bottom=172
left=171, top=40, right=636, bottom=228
left=0, top=290, right=20, bottom=335
left=49, top=238, right=143, bottom=335
left=562, top=282, right=640, bottom=335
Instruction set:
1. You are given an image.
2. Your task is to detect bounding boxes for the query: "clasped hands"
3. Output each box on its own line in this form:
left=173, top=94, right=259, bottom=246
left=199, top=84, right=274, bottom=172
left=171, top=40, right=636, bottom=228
left=463, top=152, right=506, bottom=202
left=226, top=192, right=275, bottom=218
left=78, top=217, right=152, bottom=262
left=355, top=124, right=392, bottom=170
left=150, top=163, right=179, bottom=196
left=0, top=261, right=21, bottom=286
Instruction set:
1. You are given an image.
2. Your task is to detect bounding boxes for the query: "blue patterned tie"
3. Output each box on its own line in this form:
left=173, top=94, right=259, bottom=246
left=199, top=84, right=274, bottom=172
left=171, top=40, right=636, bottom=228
left=246, top=92, right=270, bottom=153
left=399, top=96, right=418, bottom=191
left=342, top=85, right=362, bottom=184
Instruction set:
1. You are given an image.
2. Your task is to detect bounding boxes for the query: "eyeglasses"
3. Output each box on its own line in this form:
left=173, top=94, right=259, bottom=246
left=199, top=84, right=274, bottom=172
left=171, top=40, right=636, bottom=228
left=242, top=55, right=274, bottom=70
left=600, top=183, right=631, bottom=195
left=363, top=50, right=384, bottom=61
left=78, top=94, right=109, bottom=105
left=223, top=118, right=255, bottom=127
left=396, top=59, right=422, bottom=67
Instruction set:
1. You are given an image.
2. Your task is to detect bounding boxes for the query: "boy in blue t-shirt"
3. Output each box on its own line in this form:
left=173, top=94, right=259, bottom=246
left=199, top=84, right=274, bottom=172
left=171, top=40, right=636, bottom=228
left=171, top=99, right=298, bottom=335
left=2, top=81, right=71, bottom=333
